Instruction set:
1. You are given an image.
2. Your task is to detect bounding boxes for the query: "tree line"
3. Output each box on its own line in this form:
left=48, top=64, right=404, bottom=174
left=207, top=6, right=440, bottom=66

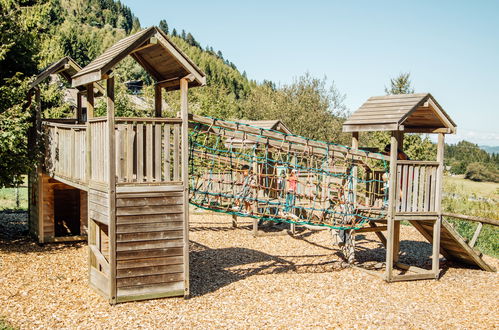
left=0, top=0, right=496, bottom=188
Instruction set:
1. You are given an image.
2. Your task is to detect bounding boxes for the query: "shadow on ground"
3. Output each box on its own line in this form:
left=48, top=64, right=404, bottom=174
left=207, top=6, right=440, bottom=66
left=0, top=210, right=85, bottom=255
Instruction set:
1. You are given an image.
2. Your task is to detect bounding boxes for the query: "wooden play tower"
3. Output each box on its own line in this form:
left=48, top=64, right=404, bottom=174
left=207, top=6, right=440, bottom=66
left=29, top=27, right=206, bottom=303
left=344, top=93, right=494, bottom=280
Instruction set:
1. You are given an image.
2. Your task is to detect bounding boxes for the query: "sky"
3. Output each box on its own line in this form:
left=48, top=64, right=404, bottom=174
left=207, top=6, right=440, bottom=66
left=122, top=0, right=499, bottom=146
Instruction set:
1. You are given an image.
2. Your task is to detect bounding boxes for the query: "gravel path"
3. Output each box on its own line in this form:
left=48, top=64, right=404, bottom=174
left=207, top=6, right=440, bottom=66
left=0, top=211, right=498, bottom=328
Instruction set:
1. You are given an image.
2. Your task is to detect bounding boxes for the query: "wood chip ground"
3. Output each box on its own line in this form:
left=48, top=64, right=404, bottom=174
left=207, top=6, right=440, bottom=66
left=0, top=210, right=498, bottom=328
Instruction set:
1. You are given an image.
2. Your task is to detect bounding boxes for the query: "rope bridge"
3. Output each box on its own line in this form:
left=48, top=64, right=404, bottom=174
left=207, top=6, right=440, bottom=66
left=188, top=115, right=388, bottom=230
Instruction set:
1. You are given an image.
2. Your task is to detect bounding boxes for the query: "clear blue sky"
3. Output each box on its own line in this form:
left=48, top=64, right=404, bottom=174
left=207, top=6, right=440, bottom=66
left=122, top=0, right=499, bottom=146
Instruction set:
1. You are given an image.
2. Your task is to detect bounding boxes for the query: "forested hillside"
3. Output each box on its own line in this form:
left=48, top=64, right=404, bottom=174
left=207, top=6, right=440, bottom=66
left=1, top=0, right=497, bottom=187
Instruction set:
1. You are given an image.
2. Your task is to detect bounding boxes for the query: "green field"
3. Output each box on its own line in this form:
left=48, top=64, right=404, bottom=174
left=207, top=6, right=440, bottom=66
left=444, top=174, right=499, bottom=199
left=442, top=175, right=498, bottom=257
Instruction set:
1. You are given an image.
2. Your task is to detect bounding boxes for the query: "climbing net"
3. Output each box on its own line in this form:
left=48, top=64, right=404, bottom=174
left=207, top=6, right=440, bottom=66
left=188, top=115, right=388, bottom=230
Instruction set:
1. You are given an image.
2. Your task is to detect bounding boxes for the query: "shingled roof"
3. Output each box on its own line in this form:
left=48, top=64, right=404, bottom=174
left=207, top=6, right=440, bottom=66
left=72, top=26, right=206, bottom=90
left=343, top=93, right=456, bottom=134
left=30, top=56, right=104, bottom=96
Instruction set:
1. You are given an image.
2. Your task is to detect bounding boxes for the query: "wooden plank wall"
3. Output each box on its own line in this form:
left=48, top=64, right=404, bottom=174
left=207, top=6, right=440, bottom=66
left=114, top=186, right=185, bottom=302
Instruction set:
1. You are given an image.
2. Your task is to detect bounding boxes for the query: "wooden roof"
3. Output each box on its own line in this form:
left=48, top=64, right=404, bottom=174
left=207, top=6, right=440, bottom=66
left=238, top=120, right=292, bottom=134
left=30, top=56, right=104, bottom=96
left=72, top=26, right=206, bottom=90
left=225, top=120, right=292, bottom=148
left=343, top=93, right=456, bottom=134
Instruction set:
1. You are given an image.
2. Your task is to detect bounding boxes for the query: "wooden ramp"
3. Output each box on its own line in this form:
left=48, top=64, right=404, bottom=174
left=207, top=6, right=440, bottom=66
left=410, top=219, right=496, bottom=272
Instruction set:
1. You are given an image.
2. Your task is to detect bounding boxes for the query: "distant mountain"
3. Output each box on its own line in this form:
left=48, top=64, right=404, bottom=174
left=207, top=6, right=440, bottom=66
left=480, top=145, right=499, bottom=154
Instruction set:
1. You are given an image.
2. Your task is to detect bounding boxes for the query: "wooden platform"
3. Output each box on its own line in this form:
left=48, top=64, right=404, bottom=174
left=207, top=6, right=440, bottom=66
left=409, top=219, right=496, bottom=272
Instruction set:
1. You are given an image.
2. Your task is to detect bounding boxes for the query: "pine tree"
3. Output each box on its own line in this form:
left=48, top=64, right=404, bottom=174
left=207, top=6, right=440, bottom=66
left=159, top=19, right=169, bottom=34
left=385, top=72, right=415, bottom=95
left=172, top=28, right=177, bottom=36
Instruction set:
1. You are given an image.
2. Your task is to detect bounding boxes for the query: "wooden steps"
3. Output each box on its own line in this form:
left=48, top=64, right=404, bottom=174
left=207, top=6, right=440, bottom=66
left=409, top=219, right=496, bottom=272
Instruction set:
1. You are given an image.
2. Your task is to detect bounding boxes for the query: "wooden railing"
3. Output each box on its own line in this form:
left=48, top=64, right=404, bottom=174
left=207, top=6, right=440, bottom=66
left=395, top=160, right=439, bottom=213
left=43, top=117, right=185, bottom=186
left=114, top=117, right=184, bottom=184
left=443, top=212, right=499, bottom=248
left=43, top=121, right=87, bottom=184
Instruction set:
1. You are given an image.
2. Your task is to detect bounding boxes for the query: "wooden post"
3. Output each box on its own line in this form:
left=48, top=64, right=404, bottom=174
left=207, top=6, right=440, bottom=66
left=35, top=88, right=44, bottom=243
left=106, top=76, right=117, bottom=304
left=85, top=83, right=95, bottom=284
left=351, top=132, right=359, bottom=205
left=76, top=92, right=82, bottom=123
left=232, top=214, right=238, bottom=228
left=180, top=77, right=190, bottom=298
left=252, top=148, right=259, bottom=237
left=392, top=131, right=403, bottom=263
left=154, top=84, right=162, bottom=117
left=432, top=132, right=445, bottom=277
left=385, top=132, right=398, bottom=281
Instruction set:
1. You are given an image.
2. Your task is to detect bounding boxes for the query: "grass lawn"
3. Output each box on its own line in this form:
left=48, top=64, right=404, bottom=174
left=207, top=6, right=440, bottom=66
left=444, top=174, right=498, bottom=199
left=0, top=187, right=28, bottom=211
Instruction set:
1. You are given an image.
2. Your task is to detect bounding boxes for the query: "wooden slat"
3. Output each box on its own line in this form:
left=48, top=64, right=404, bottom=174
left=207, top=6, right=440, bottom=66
left=154, top=123, right=161, bottom=181
left=117, top=272, right=183, bottom=288
left=116, top=247, right=184, bottom=261
left=412, top=166, right=420, bottom=212
left=163, top=124, right=171, bottom=181
left=146, top=123, right=153, bottom=181
left=116, top=204, right=183, bottom=216
left=116, top=221, right=183, bottom=233
left=406, top=165, right=414, bottom=212
left=126, top=124, right=134, bottom=182
left=401, top=164, right=408, bottom=212
left=137, top=123, right=144, bottom=181
left=117, top=256, right=183, bottom=270
left=173, top=124, right=180, bottom=181
left=429, top=166, right=437, bottom=212
left=116, top=196, right=183, bottom=207
left=117, top=230, right=184, bottom=242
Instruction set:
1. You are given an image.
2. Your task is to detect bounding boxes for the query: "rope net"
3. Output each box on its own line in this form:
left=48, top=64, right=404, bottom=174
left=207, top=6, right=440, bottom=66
left=188, top=116, right=388, bottom=230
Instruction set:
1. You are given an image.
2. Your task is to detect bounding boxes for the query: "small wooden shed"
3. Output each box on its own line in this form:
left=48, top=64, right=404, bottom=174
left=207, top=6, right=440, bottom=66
left=343, top=93, right=457, bottom=282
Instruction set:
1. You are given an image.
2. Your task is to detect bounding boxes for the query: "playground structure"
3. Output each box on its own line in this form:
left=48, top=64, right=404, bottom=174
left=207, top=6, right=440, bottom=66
left=27, top=27, right=496, bottom=304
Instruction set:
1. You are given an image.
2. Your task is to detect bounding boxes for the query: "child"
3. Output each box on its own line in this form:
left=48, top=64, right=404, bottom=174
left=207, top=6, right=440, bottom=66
left=284, top=169, right=298, bottom=218
left=233, top=165, right=256, bottom=215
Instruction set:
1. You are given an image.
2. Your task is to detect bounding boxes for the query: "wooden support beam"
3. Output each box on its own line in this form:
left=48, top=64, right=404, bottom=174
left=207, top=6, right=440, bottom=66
left=442, top=213, right=499, bottom=227
left=180, top=77, right=190, bottom=298
left=85, top=83, right=95, bottom=282
left=154, top=84, right=162, bottom=117
left=469, top=222, right=483, bottom=248
left=432, top=133, right=445, bottom=277
left=129, top=38, right=158, bottom=55
left=76, top=92, right=82, bottom=123
left=356, top=225, right=388, bottom=233
left=106, top=76, right=117, bottom=304
left=369, top=221, right=387, bottom=247
left=89, top=244, right=110, bottom=274
left=385, top=132, right=398, bottom=281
